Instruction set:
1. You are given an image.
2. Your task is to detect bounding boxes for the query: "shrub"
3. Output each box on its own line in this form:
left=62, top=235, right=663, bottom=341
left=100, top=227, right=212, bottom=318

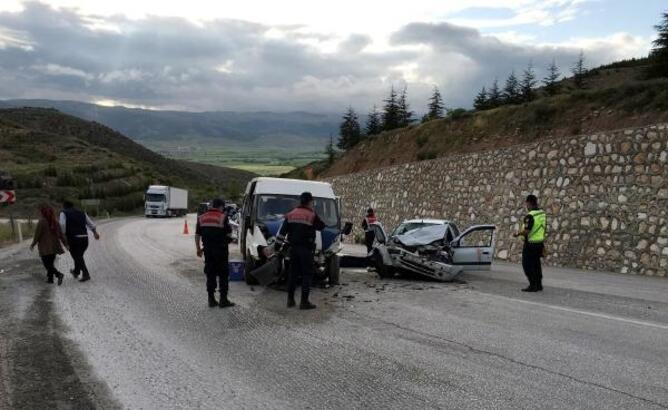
left=416, top=134, right=429, bottom=148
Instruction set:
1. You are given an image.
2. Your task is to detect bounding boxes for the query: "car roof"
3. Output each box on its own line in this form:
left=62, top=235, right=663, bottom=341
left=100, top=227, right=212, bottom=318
left=249, top=177, right=336, bottom=199
left=400, top=219, right=452, bottom=225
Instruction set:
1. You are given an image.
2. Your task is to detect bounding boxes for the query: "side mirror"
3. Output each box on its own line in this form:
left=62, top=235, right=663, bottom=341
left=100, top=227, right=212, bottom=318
left=342, top=222, right=353, bottom=235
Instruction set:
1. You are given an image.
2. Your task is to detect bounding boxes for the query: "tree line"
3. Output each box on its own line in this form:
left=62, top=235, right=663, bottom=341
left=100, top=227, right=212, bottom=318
left=330, top=10, right=668, bottom=158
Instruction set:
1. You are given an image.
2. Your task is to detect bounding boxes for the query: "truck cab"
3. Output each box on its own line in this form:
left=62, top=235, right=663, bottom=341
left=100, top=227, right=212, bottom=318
left=239, top=177, right=349, bottom=286
left=144, top=185, right=188, bottom=217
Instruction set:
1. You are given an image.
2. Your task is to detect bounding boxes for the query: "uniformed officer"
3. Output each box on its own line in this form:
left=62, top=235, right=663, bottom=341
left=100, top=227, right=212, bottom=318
left=195, top=198, right=235, bottom=308
left=361, top=207, right=378, bottom=253
left=277, top=192, right=326, bottom=310
left=514, top=194, right=546, bottom=292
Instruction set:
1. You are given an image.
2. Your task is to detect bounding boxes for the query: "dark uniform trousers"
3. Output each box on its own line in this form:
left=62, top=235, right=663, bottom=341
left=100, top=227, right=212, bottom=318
left=68, top=236, right=90, bottom=278
left=522, top=242, right=544, bottom=288
left=204, top=247, right=229, bottom=297
left=288, top=246, right=315, bottom=301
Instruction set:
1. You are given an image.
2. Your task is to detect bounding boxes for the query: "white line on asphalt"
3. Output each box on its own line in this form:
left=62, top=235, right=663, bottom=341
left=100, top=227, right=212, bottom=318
left=490, top=294, right=668, bottom=331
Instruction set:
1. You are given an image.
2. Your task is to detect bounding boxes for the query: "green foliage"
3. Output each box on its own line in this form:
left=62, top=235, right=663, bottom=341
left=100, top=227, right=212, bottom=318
left=572, top=51, right=587, bottom=89
left=415, top=134, right=429, bottom=148
left=503, top=71, right=521, bottom=104
left=647, top=12, right=668, bottom=79
left=425, top=86, right=445, bottom=121
left=382, top=86, right=401, bottom=131
left=365, top=106, right=382, bottom=136
left=43, top=165, right=58, bottom=177
left=520, top=62, right=537, bottom=102
left=338, top=106, right=362, bottom=150
left=543, top=59, right=561, bottom=96
left=473, top=87, right=489, bottom=110
left=397, top=86, right=415, bottom=127
left=448, top=108, right=470, bottom=120
left=417, top=151, right=437, bottom=161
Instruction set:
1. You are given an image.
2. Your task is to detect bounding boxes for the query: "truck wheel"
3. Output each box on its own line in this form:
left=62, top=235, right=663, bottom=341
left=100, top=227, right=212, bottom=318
left=327, top=255, right=340, bottom=285
left=244, top=257, right=259, bottom=285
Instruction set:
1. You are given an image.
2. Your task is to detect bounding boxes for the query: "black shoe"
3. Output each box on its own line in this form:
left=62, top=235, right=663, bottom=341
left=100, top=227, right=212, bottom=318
left=287, top=297, right=296, bottom=308
left=521, top=286, right=538, bottom=292
left=299, top=301, right=317, bottom=310
left=56, top=273, right=64, bottom=286
left=219, top=299, right=235, bottom=308
left=536, top=285, right=543, bottom=291
left=70, top=269, right=79, bottom=278
left=46, top=278, right=54, bottom=284
left=208, top=295, right=218, bottom=308
left=79, top=276, right=90, bottom=283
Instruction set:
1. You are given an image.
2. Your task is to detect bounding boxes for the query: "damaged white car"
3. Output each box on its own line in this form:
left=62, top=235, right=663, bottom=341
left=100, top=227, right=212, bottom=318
left=369, top=219, right=496, bottom=282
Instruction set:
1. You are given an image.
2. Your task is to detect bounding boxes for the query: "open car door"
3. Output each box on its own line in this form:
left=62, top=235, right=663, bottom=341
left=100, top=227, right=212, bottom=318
left=450, top=225, right=496, bottom=270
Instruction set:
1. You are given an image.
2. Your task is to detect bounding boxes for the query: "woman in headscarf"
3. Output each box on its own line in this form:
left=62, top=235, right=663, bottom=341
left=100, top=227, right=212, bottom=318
left=30, top=204, right=67, bottom=285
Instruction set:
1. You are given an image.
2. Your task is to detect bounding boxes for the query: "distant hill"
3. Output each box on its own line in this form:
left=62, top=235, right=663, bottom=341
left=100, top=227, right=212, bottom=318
left=0, top=108, right=256, bottom=217
left=0, top=99, right=340, bottom=150
left=287, top=57, right=668, bottom=178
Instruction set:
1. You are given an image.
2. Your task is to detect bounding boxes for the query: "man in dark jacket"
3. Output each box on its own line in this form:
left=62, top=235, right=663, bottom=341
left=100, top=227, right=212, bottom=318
left=59, top=200, right=100, bottom=282
left=277, top=192, right=326, bottom=310
left=361, top=207, right=378, bottom=253
left=195, top=198, right=235, bottom=308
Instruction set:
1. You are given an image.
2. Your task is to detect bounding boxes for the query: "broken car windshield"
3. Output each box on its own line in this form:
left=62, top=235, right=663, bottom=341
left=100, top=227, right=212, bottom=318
left=256, top=194, right=338, bottom=227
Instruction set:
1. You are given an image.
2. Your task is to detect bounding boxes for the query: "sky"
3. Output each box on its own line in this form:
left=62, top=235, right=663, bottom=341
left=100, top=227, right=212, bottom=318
left=0, top=0, right=664, bottom=113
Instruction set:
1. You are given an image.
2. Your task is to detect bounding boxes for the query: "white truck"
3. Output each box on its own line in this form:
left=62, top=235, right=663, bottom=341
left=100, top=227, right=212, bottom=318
left=144, top=185, right=188, bottom=217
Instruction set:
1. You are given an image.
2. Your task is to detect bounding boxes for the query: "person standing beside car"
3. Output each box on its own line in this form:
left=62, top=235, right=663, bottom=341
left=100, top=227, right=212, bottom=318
left=31, top=204, right=67, bottom=285
left=195, top=198, right=235, bottom=308
left=277, top=192, right=326, bottom=310
left=514, top=194, right=546, bottom=292
left=361, top=207, right=378, bottom=254
left=59, top=200, right=99, bottom=282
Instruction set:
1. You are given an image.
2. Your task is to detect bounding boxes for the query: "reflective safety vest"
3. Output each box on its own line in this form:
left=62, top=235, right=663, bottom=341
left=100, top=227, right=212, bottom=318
left=527, top=209, right=546, bottom=243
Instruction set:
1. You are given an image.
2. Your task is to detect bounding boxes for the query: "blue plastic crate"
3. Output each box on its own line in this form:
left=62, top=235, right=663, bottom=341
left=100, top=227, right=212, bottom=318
left=229, top=260, right=244, bottom=281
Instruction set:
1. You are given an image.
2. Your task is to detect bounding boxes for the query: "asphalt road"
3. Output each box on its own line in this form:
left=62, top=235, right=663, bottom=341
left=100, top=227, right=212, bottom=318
left=2, top=215, right=667, bottom=409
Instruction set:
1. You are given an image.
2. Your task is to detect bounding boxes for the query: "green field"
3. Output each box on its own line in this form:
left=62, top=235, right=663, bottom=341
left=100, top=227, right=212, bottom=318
left=144, top=140, right=326, bottom=176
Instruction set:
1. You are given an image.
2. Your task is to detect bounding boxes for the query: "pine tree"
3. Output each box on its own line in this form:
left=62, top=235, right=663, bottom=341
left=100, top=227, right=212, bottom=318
left=365, top=105, right=382, bottom=136
left=425, top=86, right=444, bottom=121
left=543, top=59, right=561, bottom=96
left=487, top=79, right=502, bottom=108
left=337, top=106, right=361, bottom=150
left=520, top=62, right=537, bottom=102
left=503, top=71, right=520, bottom=104
left=325, top=134, right=336, bottom=164
left=473, top=86, right=488, bottom=110
left=382, top=86, right=401, bottom=131
left=572, top=50, right=587, bottom=89
left=648, top=12, right=668, bottom=78
left=397, top=86, right=414, bottom=127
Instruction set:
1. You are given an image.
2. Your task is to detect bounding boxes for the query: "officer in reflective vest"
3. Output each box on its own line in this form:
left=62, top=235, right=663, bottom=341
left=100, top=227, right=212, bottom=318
left=195, top=198, right=235, bottom=308
left=277, top=192, right=326, bottom=310
left=361, top=207, right=378, bottom=253
left=514, top=194, right=546, bottom=292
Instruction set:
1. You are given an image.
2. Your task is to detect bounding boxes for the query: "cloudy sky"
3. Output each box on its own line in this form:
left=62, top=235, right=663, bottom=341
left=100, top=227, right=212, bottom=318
left=0, top=1, right=663, bottom=113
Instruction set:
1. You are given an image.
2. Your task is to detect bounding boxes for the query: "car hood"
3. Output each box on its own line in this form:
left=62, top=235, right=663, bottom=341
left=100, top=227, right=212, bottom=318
left=395, top=224, right=447, bottom=247
left=262, top=219, right=340, bottom=251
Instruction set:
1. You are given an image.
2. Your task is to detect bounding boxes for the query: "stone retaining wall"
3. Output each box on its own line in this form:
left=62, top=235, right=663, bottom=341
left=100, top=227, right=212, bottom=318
left=326, top=124, right=668, bottom=276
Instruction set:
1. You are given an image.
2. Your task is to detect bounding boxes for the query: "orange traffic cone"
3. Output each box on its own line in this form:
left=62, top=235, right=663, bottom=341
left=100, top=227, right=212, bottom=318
left=183, top=219, right=189, bottom=235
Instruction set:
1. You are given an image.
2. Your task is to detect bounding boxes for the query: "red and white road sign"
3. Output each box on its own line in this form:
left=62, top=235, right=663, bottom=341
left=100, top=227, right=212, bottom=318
left=0, top=190, right=15, bottom=203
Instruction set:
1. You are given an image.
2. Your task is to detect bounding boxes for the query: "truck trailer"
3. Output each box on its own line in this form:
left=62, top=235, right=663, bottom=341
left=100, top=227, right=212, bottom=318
left=145, top=185, right=188, bottom=217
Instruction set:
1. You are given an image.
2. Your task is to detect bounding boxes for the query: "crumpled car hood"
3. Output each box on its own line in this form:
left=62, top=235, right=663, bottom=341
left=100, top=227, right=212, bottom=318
left=395, top=225, right=447, bottom=247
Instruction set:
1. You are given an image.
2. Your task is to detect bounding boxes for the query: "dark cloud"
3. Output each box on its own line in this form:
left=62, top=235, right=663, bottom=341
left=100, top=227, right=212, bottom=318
left=0, top=2, right=649, bottom=112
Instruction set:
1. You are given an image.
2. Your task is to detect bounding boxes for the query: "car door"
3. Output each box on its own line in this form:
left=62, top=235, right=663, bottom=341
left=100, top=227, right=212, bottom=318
left=450, top=225, right=496, bottom=270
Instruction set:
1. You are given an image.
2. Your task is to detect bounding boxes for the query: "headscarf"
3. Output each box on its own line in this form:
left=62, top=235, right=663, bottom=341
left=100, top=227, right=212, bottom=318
left=39, top=205, right=59, bottom=235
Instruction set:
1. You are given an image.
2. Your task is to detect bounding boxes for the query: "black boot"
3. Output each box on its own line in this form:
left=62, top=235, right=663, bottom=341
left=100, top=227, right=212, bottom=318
left=521, top=286, right=538, bottom=292
left=219, top=297, right=235, bottom=308
left=287, top=294, right=296, bottom=308
left=79, top=275, right=90, bottom=282
left=46, top=276, right=54, bottom=284
left=299, top=300, right=316, bottom=310
left=56, top=272, right=64, bottom=286
left=208, top=293, right=218, bottom=307
left=70, top=268, right=79, bottom=278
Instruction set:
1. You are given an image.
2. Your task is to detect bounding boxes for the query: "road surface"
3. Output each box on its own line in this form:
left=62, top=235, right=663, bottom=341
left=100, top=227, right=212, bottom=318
left=1, top=215, right=667, bottom=409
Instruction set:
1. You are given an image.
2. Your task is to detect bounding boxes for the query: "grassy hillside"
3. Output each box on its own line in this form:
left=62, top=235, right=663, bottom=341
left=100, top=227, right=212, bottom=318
left=0, top=108, right=256, bottom=217
left=0, top=99, right=336, bottom=174
left=287, top=58, right=668, bottom=178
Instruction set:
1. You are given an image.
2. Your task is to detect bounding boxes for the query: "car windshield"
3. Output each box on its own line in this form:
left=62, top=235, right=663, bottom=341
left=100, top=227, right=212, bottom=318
left=391, top=222, right=439, bottom=236
left=256, top=194, right=339, bottom=227
left=146, top=193, right=166, bottom=202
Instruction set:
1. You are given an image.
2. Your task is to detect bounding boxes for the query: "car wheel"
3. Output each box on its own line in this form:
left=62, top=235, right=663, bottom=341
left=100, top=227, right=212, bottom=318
left=373, top=253, right=393, bottom=279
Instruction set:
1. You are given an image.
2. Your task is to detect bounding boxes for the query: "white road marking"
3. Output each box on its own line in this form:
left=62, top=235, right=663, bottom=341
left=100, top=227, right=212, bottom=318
left=488, top=294, right=668, bottom=331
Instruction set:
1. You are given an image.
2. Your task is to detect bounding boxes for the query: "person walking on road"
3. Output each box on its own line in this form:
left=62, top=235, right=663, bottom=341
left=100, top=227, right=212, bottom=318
left=59, top=200, right=100, bottom=282
left=31, top=204, right=67, bottom=285
left=277, top=192, right=326, bottom=310
left=514, top=194, right=546, bottom=292
left=361, top=207, right=378, bottom=254
left=195, top=198, right=235, bottom=308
